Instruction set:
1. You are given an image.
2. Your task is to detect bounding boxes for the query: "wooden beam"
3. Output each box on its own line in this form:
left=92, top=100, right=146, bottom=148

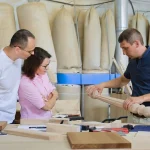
left=4, top=128, right=66, bottom=141
left=20, top=119, right=49, bottom=125
left=46, top=123, right=80, bottom=134
left=49, top=118, right=69, bottom=124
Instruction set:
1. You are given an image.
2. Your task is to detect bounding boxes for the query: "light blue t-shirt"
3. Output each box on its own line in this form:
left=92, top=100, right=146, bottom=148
left=0, top=50, right=22, bottom=123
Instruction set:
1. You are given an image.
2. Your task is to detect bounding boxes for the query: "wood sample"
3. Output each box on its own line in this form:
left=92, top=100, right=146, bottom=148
left=4, top=128, right=66, bottom=141
left=46, top=123, right=80, bottom=134
left=0, top=121, right=7, bottom=131
left=20, top=119, right=49, bottom=125
left=67, top=132, right=131, bottom=149
left=49, top=118, right=69, bottom=124
left=4, top=128, right=49, bottom=140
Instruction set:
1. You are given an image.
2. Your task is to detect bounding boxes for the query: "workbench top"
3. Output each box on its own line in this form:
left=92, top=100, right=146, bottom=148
left=0, top=124, right=150, bottom=150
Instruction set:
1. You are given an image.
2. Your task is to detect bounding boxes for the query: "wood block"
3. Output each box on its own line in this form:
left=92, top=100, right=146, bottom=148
left=4, top=128, right=49, bottom=140
left=46, top=123, right=80, bottom=134
left=4, top=128, right=66, bottom=141
left=20, top=119, right=49, bottom=125
left=49, top=118, right=69, bottom=124
left=67, top=132, right=131, bottom=149
left=0, top=121, right=7, bottom=131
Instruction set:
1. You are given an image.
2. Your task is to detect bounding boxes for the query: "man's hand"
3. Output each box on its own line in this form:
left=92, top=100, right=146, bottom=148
left=123, top=96, right=144, bottom=110
left=86, top=84, right=104, bottom=98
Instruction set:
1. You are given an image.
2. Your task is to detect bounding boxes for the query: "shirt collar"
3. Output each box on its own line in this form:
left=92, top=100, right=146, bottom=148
left=35, top=74, right=42, bottom=78
left=141, top=46, right=150, bottom=59
left=32, top=74, right=43, bottom=82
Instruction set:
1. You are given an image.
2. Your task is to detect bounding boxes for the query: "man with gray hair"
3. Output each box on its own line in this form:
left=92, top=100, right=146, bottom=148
left=0, top=29, right=35, bottom=123
left=87, top=28, right=150, bottom=124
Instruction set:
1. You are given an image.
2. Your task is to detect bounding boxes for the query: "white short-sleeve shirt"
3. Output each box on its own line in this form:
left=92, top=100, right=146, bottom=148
left=0, top=50, right=22, bottom=123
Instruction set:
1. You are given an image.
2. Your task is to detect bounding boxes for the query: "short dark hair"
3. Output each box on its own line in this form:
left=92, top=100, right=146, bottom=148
left=10, top=29, right=35, bottom=49
left=22, top=47, right=51, bottom=79
left=118, top=28, right=144, bottom=45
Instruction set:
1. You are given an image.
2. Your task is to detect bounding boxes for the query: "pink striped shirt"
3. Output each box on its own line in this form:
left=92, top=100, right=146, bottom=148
left=18, top=73, right=55, bottom=119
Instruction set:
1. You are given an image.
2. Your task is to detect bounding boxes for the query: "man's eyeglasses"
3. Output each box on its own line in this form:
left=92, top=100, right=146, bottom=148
left=14, top=46, right=34, bottom=55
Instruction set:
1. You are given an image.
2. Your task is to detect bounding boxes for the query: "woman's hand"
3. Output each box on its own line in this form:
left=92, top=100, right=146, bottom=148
left=47, top=93, right=53, bottom=100
left=42, top=95, right=48, bottom=102
left=52, top=90, right=58, bottom=100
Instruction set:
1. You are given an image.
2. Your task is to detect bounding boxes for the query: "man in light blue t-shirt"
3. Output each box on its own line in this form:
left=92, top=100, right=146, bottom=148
left=0, top=29, right=35, bottom=123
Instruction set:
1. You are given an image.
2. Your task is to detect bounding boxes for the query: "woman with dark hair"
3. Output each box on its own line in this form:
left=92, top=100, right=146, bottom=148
left=18, top=47, right=58, bottom=119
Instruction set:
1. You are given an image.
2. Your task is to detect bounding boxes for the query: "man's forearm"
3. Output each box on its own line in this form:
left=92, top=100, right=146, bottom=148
left=100, top=78, right=122, bottom=88
left=100, top=75, right=129, bottom=89
left=142, top=94, right=150, bottom=102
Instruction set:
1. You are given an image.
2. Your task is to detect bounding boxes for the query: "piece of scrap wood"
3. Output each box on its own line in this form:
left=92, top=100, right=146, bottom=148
left=20, top=119, right=49, bottom=125
left=49, top=118, right=69, bottom=124
left=67, top=132, right=131, bottom=149
left=47, top=123, right=80, bottom=134
left=4, top=128, right=66, bottom=141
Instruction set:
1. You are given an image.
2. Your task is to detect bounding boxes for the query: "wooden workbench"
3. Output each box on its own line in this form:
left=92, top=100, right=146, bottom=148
left=0, top=124, right=150, bottom=150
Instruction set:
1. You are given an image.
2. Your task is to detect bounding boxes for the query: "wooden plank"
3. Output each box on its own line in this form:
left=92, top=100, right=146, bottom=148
left=0, top=121, right=7, bottom=131
left=67, top=132, right=131, bottom=149
left=49, top=118, right=69, bottom=124
left=4, top=128, right=49, bottom=140
left=20, top=119, right=49, bottom=125
left=4, top=128, right=66, bottom=141
left=20, top=118, right=69, bottom=125
left=47, top=123, right=80, bottom=134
